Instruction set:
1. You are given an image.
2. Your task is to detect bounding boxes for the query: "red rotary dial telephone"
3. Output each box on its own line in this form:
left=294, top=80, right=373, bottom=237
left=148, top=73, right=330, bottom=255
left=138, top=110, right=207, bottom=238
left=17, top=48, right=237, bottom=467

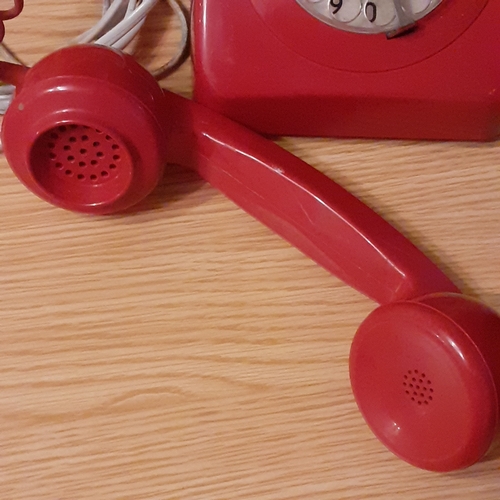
left=0, top=2, right=499, bottom=472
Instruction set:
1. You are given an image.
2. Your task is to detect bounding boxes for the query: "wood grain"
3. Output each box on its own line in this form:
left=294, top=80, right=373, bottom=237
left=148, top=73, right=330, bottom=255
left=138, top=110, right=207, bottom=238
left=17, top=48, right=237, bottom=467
left=0, top=1, right=499, bottom=499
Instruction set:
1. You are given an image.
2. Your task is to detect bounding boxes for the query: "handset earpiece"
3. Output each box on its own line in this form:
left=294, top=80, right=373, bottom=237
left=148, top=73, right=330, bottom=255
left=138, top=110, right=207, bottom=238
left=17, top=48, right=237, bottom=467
left=1, top=45, right=168, bottom=213
left=1, top=45, right=499, bottom=472
left=351, top=294, right=500, bottom=471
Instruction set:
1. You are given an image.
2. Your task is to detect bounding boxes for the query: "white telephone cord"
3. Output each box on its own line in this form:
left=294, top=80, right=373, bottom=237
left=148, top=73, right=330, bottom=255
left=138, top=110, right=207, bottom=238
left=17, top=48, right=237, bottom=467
left=0, top=0, right=190, bottom=115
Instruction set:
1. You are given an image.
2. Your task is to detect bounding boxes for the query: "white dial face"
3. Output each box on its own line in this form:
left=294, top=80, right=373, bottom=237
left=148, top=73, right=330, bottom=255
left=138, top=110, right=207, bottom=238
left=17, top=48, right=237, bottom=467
left=297, top=0, right=443, bottom=35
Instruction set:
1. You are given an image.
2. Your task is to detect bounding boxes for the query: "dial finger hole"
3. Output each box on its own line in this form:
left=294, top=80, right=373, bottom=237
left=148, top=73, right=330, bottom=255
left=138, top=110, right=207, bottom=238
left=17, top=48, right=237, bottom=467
left=363, top=0, right=396, bottom=27
left=329, top=0, right=361, bottom=23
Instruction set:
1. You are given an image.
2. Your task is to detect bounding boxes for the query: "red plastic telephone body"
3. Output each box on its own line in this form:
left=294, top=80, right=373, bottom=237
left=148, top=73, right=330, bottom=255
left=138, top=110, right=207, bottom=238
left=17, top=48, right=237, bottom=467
left=191, top=0, right=500, bottom=141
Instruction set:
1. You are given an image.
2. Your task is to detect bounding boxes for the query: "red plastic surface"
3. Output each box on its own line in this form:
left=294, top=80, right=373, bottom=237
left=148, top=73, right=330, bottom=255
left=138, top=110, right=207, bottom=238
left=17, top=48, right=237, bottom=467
left=1, top=45, right=499, bottom=471
left=350, top=296, right=500, bottom=471
left=192, top=0, right=500, bottom=141
left=2, top=46, right=168, bottom=213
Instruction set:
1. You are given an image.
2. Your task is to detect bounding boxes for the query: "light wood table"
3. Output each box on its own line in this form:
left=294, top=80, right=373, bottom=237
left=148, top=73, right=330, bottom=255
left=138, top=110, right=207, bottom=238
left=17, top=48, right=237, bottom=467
left=1, top=2, right=499, bottom=498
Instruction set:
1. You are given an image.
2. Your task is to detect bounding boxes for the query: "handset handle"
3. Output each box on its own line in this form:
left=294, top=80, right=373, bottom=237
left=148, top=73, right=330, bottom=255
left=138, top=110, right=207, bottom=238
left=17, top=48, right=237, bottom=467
left=163, top=92, right=459, bottom=304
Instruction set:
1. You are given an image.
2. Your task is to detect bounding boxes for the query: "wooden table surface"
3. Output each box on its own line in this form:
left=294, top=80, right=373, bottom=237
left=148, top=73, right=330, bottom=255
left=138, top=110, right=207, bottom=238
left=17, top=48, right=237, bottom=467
left=1, top=1, right=499, bottom=498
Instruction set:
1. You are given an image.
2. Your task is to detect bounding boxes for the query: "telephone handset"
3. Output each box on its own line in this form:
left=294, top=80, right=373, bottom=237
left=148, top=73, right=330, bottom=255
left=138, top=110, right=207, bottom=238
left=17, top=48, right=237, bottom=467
left=192, top=0, right=500, bottom=141
left=1, top=44, right=499, bottom=472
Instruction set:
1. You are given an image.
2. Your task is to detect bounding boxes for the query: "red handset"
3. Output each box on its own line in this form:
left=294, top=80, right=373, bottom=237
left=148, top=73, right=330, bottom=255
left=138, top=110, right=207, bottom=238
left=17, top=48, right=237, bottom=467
left=1, top=45, right=499, bottom=472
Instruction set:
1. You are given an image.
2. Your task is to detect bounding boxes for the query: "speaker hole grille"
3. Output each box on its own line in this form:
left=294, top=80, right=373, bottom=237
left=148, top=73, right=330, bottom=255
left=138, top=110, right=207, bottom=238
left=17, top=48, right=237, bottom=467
left=40, top=124, right=124, bottom=186
left=403, top=369, right=433, bottom=405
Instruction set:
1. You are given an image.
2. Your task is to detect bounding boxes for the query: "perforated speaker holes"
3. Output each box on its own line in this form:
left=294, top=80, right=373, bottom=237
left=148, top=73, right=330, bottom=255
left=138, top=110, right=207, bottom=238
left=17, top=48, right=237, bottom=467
left=403, top=369, right=434, bottom=406
left=44, top=124, right=122, bottom=185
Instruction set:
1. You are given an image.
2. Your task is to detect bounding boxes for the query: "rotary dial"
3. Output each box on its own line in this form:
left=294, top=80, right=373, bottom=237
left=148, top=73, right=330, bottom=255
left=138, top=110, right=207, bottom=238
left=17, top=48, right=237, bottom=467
left=296, top=0, right=443, bottom=35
